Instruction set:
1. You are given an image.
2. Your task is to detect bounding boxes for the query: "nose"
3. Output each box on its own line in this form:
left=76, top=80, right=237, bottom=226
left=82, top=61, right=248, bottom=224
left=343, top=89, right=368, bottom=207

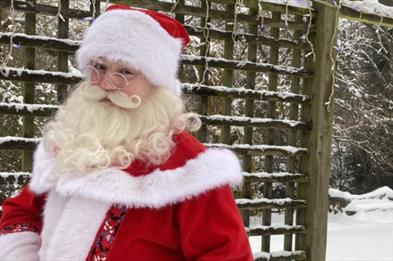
left=98, top=75, right=117, bottom=91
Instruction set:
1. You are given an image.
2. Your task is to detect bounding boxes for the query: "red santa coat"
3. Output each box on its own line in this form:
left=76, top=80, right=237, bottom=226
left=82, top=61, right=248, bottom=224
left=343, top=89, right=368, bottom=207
left=0, top=131, right=253, bottom=260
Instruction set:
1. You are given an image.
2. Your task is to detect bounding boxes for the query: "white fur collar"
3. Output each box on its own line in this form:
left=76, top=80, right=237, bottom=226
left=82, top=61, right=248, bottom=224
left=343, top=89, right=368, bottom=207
left=29, top=142, right=243, bottom=209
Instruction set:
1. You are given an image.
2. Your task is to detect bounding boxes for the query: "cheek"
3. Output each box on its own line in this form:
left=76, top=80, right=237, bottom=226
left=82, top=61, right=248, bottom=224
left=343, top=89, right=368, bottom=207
left=122, top=86, right=134, bottom=97
left=122, top=78, right=154, bottom=97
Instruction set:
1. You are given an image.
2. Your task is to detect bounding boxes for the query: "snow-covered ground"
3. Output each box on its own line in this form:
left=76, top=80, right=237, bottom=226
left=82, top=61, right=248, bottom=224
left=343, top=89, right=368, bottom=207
left=327, top=210, right=393, bottom=260
left=249, top=187, right=393, bottom=260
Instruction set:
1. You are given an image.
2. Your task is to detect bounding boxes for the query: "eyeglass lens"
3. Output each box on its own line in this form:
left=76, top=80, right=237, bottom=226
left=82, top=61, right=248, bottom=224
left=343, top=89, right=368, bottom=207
left=85, top=63, right=138, bottom=89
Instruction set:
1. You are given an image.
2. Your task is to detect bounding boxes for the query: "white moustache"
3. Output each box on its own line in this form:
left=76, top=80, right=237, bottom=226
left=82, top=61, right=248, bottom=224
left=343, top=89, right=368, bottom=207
left=81, top=82, right=141, bottom=110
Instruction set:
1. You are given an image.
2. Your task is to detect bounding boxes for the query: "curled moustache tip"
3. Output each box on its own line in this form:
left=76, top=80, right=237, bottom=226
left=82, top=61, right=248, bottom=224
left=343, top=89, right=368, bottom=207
left=130, top=95, right=142, bottom=109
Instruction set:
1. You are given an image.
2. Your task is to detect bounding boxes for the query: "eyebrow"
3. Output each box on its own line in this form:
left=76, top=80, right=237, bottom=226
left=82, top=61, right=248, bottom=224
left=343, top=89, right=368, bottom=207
left=95, top=57, right=106, bottom=63
left=92, top=58, right=138, bottom=72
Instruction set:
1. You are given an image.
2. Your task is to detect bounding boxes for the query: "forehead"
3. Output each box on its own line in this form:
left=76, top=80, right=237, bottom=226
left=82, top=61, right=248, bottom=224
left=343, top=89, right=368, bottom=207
left=92, top=56, right=134, bottom=68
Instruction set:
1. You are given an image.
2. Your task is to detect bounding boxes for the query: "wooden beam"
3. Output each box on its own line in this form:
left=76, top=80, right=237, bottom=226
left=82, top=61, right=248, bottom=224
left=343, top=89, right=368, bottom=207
left=212, top=0, right=312, bottom=15
left=0, top=33, right=79, bottom=52
left=285, top=14, right=303, bottom=252
left=304, top=2, right=339, bottom=260
left=236, top=198, right=307, bottom=209
left=240, top=4, right=258, bottom=228
left=243, top=172, right=308, bottom=183
left=0, top=26, right=309, bottom=52
left=199, top=115, right=310, bottom=131
left=56, top=0, right=70, bottom=104
left=110, top=0, right=312, bottom=30
left=181, top=55, right=312, bottom=77
left=182, top=83, right=312, bottom=103
left=262, top=11, right=281, bottom=253
left=0, top=0, right=91, bottom=19
left=254, top=251, right=306, bottom=261
left=220, top=1, right=234, bottom=146
left=340, top=5, right=393, bottom=28
left=246, top=225, right=306, bottom=236
left=22, top=0, right=36, bottom=172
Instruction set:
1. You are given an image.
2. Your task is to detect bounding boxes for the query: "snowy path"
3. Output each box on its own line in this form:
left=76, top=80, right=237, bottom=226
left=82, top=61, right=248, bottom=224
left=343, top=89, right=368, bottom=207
left=327, top=211, right=393, bottom=261
left=249, top=210, right=393, bottom=260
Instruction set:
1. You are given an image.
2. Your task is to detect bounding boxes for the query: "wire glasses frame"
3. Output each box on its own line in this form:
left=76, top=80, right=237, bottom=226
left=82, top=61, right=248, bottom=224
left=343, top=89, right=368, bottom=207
left=83, top=63, right=144, bottom=90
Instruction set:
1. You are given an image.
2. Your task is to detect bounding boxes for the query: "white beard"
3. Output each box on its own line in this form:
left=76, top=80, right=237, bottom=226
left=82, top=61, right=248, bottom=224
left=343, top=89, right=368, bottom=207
left=42, top=80, right=189, bottom=177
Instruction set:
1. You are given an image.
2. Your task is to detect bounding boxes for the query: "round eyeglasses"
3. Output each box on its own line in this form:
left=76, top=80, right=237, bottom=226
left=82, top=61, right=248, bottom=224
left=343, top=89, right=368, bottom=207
left=83, top=63, right=143, bottom=90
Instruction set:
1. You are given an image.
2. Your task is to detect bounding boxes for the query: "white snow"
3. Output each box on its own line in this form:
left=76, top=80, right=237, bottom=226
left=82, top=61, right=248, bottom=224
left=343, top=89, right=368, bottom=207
left=237, top=197, right=305, bottom=205
left=250, top=187, right=393, bottom=260
left=0, top=172, right=30, bottom=178
left=0, top=102, right=59, bottom=112
left=261, top=0, right=312, bottom=9
left=253, top=250, right=306, bottom=260
left=326, top=210, right=393, bottom=260
left=4, top=66, right=83, bottom=79
left=0, top=32, right=80, bottom=46
left=342, top=0, right=393, bottom=20
left=330, top=186, right=393, bottom=201
left=0, top=136, right=40, bottom=144
left=181, top=55, right=306, bottom=76
left=181, top=82, right=311, bottom=102
left=243, top=171, right=305, bottom=179
left=202, top=114, right=306, bottom=128
left=205, top=143, right=308, bottom=155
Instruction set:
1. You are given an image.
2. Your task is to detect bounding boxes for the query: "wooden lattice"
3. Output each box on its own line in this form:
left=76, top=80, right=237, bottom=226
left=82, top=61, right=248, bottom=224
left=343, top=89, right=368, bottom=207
left=1, top=0, right=373, bottom=260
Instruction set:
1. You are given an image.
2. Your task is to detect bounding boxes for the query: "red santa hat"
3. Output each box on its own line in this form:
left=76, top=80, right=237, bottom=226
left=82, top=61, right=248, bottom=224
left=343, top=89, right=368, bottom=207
left=76, top=4, right=190, bottom=96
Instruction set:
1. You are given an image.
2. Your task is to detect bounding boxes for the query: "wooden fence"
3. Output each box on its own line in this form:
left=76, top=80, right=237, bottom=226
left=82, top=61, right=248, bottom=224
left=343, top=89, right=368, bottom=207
left=0, top=0, right=366, bottom=260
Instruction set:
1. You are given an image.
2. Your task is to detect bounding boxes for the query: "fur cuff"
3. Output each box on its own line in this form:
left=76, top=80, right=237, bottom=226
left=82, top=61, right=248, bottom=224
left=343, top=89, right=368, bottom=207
left=0, top=231, right=40, bottom=261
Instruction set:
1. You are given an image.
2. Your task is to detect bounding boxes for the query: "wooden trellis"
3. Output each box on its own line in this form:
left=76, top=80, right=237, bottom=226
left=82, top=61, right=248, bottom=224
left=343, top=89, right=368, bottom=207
left=2, top=0, right=391, bottom=260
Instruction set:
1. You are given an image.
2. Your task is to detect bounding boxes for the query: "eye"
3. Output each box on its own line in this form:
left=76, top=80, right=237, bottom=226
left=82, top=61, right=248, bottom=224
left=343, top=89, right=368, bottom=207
left=119, top=68, right=135, bottom=75
left=92, top=62, right=107, bottom=71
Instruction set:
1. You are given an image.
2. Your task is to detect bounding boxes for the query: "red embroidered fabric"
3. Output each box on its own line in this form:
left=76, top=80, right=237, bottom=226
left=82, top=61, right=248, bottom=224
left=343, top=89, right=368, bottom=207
left=86, top=204, right=128, bottom=261
left=0, top=223, right=39, bottom=236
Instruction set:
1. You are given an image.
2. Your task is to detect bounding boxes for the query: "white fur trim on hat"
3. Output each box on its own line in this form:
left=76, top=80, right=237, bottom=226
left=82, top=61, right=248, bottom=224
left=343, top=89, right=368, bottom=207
left=76, top=9, right=183, bottom=96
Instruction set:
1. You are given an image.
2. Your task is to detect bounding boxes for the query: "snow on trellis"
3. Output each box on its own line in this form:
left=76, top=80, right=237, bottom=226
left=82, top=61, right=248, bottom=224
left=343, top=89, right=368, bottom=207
left=342, top=0, right=393, bottom=20
left=0, top=136, right=41, bottom=145
left=3, top=66, right=83, bottom=79
left=246, top=224, right=305, bottom=232
left=205, top=143, right=308, bottom=155
left=258, top=0, right=393, bottom=21
left=0, top=32, right=80, bottom=47
left=0, top=172, right=30, bottom=178
left=236, top=197, right=306, bottom=205
left=204, top=114, right=307, bottom=128
left=181, top=54, right=308, bottom=76
left=253, top=250, right=306, bottom=260
left=0, top=102, right=59, bottom=113
left=261, top=0, right=312, bottom=9
left=243, top=171, right=306, bottom=179
left=181, top=83, right=311, bottom=102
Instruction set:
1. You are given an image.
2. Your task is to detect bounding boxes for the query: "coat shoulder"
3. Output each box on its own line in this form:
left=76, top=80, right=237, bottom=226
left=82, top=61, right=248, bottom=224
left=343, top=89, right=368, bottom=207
left=160, top=131, right=207, bottom=171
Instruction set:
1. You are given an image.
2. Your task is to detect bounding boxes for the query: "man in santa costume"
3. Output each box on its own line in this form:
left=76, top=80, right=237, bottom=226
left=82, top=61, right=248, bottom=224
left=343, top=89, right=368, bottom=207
left=0, top=4, right=253, bottom=260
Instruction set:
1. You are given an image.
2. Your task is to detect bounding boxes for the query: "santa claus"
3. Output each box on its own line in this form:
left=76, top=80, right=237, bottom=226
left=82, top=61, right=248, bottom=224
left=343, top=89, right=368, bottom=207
left=0, top=4, right=253, bottom=260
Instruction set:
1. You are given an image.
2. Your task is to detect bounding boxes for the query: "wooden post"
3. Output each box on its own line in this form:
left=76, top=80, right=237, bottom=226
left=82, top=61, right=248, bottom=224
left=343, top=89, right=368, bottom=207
left=220, top=3, right=234, bottom=145
left=196, top=0, right=210, bottom=143
left=262, top=11, right=281, bottom=252
left=241, top=5, right=258, bottom=227
left=285, top=15, right=303, bottom=251
left=304, top=2, right=339, bottom=260
left=22, top=0, right=36, bottom=171
left=56, top=0, right=70, bottom=104
left=175, top=0, right=185, bottom=88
